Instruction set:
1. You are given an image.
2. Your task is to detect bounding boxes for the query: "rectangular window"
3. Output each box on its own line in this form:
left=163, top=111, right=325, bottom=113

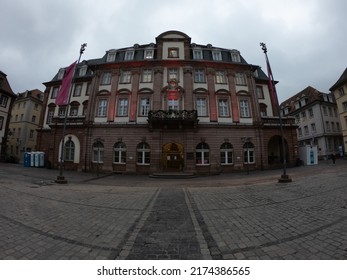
left=304, top=125, right=309, bottom=135
left=193, top=49, right=203, bottom=60
left=58, top=107, right=66, bottom=117
left=47, top=109, right=54, bottom=124
left=106, top=52, right=116, bottom=62
left=239, top=100, right=250, bottom=117
left=196, top=98, right=207, bottom=116
left=256, top=86, right=264, bottom=99
left=326, top=121, right=330, bottom=131
left=168, top=99, right=179, bottom=110
left=308, top=108, right=314, bottom=117
left=141, top=69, right=152, bottom=83
left=140, top=98, right=150, bottom=116
left=118, top=98, right=128, bottom=116
left=32, top=115, right=36, bottom=123
left=215, top=71, right=226, bottom=84
left=168, top=68, right=179, bottom=81
left=124, top=50, right=134, bottom=61
left=298, top=127, right=302, bottom=137
left=0, top=116, right=3, bottom=130
left=97, top=99, right=107, bottom=117
left=338, top=87, right=345, bottom=97
left=212, top=50, right=222, bottom=61
left=120, top=71, right=131, bottom=83
left=194, top=69, right=205, bottom=83
left=235, top=73, right=247, bottom=85
left=168, top=48, right=179, bottom=58
left=144, top=49, right=154, bottom=59
left=218, top=99, right=229, bottom=117
left=101, top=72, right=112, bottom=85
left=323, top=106, right=328, bottom=115
left=29, top=130, right=34, bottom=139
left=70, top=107, right=78, bottom=116
left=231, top=51, right=241, bottom=62
left=51, top=87, right=59, bottom=99
left=311, top=123, right=316, bottom=133
left=73, top=84, right=82, bottom=97
left=79, top=66, right=87, bottom=76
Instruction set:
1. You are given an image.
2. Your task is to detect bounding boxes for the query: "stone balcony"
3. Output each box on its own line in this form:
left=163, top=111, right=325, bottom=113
left=148, top=110, right=198, bottom=130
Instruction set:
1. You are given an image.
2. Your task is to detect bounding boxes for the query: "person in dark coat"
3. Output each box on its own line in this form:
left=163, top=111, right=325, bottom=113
left=331, top=153, right=336, bottom=164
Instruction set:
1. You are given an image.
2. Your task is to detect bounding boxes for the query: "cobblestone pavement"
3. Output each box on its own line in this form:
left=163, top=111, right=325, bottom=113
left=0, top=160, right=346, bottom=260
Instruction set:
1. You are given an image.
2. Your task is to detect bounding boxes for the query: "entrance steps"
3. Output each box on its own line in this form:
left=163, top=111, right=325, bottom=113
left=149, top=172, right=197, bottom=179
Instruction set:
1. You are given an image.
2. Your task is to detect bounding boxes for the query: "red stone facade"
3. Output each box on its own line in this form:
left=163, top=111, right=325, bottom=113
left=37, top=31, right=297, bottom=174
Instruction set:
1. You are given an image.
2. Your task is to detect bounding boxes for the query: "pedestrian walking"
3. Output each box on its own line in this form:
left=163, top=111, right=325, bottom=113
left=331, top=153, right=336, bottom=164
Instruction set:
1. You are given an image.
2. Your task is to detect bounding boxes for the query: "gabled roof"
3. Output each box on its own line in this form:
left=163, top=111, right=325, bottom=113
left=280, top=86, right=328, bottom=110
left=329, top=67, right=347, bottom=91
left=0, top=71, right=16, bottom=98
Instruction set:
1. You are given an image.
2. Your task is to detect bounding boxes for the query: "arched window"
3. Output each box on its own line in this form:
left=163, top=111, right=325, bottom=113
left=93, top=141, right=104, bottom=162
left=137, top=142, right=150, bottom=164
left=196, top=142, right=209, bottom=165
left=220, top=142, right=233, bottom=164
left=114, top=142, right=127, bottom=163
left=65, top=140, right=75, bottom=161
left=243, top=142, right=255, bottom=164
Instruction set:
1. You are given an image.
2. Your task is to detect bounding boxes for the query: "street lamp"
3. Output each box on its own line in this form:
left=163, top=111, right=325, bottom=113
left=260, top=43, right=292, bottom=183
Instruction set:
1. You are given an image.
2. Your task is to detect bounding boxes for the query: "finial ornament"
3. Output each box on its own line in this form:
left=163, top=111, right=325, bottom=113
left=260, top=42, right=267, bottom=53
left=80, top=43, right=87, bottom=54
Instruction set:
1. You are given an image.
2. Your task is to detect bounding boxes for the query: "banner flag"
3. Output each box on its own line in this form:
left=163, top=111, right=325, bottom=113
left=55, top=61, right=77, bottom=106
left=266, top=57, right=279, bottom=110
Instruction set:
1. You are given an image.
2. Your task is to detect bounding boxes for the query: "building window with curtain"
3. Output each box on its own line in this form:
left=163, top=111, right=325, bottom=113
left=139, top=98, right=150, bottom=116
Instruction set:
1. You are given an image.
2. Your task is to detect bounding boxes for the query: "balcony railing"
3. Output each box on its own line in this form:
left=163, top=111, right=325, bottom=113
left=148, top=110, right=198, bottom=129
left=261, top=116, right=296, bottom=126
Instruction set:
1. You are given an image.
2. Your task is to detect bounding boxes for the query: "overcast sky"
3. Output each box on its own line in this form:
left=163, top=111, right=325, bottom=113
left=1, top=0, right=346, bottom=102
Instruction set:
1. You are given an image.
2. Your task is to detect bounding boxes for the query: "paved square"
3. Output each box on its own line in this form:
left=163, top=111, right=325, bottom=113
left=0, top=161, right=346, bottom=259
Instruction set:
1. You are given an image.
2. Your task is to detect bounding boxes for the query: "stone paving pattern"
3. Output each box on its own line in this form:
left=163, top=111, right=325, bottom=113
left=0, top=160, right=346, bottom=260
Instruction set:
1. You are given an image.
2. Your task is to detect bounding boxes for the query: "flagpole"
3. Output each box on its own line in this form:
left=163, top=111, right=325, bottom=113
left=55, top=43, right=87, bottom=184
left=260, top=43, right=292, bottom=183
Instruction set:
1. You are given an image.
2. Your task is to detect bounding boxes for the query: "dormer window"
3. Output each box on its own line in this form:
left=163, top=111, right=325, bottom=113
left=144, top=49, right=154, bottom=59
left=106, top=50, right=116, bottom=62
left=231, top=50, right=241, bottom=63
left=193, top=48, right=203, bottom=60
left=57, top=68, right=65, bottom=80
left=79, top=65, right=87, bottom=76
left=212, top=50, right=222, bottom=61
left=124, top=50, right=134, bottom=61
left=168, top=48, right=179, bottom=58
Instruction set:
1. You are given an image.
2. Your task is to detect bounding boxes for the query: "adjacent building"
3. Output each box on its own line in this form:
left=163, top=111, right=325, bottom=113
left=281, top=86, right=343, bottom=159
left=330, top=68, right=347, bottom=156
left=37, top=31, right=297, bottom=174
left=0, top=71, right=16, bottom=161
left=8, top=89, right=44, bottom=162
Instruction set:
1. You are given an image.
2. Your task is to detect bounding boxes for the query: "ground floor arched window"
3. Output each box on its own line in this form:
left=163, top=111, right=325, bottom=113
left=196, top=142, right=209, bottom=165
left=243, top=142, right=255, bottom=164
left=114, top=142, right=126, bottom=163
left=93, top=141, right=104, bottom=162
left=65, top=139, right=75, bottom=161
left=220, top=142, right=233, bottom=164
left=137, top=142, right=150, bottom=164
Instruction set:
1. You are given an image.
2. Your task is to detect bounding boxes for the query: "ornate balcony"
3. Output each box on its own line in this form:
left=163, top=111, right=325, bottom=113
left=148, top=110, right=198, bottom=130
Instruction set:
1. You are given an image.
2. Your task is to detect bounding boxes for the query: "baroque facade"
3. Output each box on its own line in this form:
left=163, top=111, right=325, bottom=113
left=37, top=31, right=297, bottom=174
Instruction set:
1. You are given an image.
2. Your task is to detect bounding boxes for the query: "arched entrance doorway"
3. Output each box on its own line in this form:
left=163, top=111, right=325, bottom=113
left=268, top=135, right=289, bottom=166
left=162, top=142, right=184, bottom=171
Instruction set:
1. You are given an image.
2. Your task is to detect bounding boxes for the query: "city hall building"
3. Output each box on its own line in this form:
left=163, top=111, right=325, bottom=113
left=37, top=31, right=297, bottom=174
